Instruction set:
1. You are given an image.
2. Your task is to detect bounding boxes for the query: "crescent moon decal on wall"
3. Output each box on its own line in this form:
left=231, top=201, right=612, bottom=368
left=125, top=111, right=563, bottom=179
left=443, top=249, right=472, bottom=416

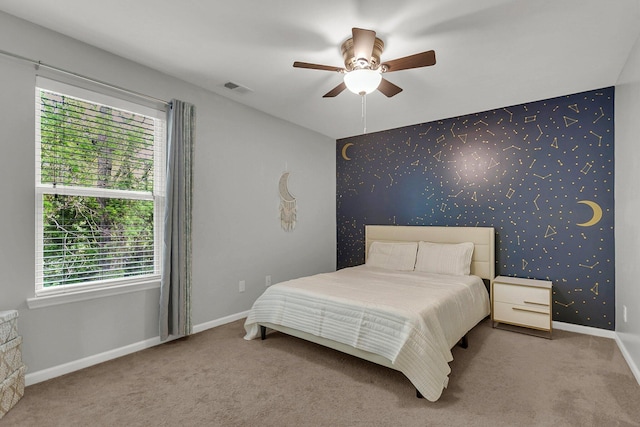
left=342, top=143, right=354, bottom=161
left=576, top=200, right=603, bottom=227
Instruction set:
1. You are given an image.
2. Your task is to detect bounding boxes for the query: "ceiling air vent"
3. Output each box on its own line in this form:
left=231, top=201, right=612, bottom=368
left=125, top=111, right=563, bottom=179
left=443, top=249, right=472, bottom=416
left=223, top=81, right=253, bottom=94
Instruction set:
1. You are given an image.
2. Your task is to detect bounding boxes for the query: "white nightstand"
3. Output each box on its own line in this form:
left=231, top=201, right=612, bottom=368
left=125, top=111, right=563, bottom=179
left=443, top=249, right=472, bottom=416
left=491, top=275, right=552, bottom=339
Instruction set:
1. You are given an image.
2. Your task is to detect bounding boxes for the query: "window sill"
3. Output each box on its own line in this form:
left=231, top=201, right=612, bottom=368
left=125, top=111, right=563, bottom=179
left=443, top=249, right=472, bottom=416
left=27, top=279, right=161, bottom=309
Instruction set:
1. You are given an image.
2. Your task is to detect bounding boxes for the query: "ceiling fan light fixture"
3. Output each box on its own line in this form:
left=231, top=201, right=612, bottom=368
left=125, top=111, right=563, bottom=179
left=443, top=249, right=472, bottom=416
left=293, top=28, right=435, bottom=98
left=343, top=69, right=382, bottom=95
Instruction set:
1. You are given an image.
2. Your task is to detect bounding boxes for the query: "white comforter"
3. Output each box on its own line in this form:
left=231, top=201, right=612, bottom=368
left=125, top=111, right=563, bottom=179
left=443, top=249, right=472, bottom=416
left=243, top=265, right=490, bottom=401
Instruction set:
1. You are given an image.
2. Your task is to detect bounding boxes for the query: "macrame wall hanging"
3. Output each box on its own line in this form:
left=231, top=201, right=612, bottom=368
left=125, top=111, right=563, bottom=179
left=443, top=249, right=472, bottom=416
left=278, top=171, right=297, bottom=231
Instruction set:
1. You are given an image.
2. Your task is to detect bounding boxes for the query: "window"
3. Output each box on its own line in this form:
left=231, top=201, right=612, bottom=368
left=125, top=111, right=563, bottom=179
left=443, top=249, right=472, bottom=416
left=35, top=77, right=166, bottom=296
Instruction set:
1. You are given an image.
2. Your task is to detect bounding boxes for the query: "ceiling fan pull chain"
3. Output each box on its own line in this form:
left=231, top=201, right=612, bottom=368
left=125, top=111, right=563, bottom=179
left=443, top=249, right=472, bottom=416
left=362, top=94, right=367, bottom=134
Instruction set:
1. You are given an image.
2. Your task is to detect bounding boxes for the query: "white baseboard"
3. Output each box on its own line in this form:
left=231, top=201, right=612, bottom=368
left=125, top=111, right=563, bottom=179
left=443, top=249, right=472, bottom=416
left=192, top=310, right=250, bottom=334
left=25, top=310, right=251, bottom=386
left=615, top=334, right=640, bottom=385
left=25, top=335, right=163, bottom=386
left=552, top=321, right=617, bottom=339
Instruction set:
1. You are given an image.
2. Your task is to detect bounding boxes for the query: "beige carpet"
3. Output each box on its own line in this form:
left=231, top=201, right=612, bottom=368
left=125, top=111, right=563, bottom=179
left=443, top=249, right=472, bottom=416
left=3, top=318, right=640, bottom=427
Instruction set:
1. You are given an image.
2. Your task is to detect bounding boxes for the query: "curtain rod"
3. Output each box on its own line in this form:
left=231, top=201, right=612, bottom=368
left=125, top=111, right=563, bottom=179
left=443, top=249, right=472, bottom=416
left=0, top=48, right=170, bottom=107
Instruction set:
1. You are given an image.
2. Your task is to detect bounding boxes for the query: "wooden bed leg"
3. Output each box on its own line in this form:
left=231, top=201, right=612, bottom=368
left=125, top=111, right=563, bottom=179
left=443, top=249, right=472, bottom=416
left=260, top=325, right=267, bottom=340
left=416, top=388, right=424, bottom=399
left=459, top=334, right=468, bottom=349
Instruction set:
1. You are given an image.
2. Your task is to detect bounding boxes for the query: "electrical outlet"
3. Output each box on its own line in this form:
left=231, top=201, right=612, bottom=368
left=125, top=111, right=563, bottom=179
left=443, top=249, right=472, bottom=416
left=265, top=275, right=272, bottom=287
left=623, top=305, right=628, bottom=323
left=239, top=280, right=245, bottom=293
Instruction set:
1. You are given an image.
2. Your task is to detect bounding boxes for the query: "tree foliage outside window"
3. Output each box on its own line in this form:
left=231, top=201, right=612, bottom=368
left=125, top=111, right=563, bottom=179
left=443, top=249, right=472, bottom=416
left=36, top=82, right=165, bottom=290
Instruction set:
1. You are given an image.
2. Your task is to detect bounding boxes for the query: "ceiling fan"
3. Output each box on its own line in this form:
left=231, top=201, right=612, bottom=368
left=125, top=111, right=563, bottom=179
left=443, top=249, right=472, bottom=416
left=293, top=27, right=436, bottom=98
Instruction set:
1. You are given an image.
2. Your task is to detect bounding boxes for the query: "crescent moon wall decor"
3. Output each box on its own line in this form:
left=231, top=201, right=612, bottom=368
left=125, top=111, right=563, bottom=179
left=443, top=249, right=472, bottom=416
left=576, top=200, right=603, bottom=227
left=336, top=87, right=614, bottom=330
left=342, top=143, right=354, bottom=160
left=279, top=172, right=297, bottom=231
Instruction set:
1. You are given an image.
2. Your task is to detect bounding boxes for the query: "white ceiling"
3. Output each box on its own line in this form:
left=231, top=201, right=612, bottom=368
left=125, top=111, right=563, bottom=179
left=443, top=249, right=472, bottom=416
left=1, top=0, right=639, bottom=139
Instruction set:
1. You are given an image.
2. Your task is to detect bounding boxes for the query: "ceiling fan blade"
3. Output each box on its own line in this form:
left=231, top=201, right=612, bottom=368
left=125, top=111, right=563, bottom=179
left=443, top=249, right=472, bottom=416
left=352, top=27, right=376, bottom=62
left=377, top=78, right=403, bottom=97
left=381, top=50, right=436, bottom=72
left=293, top=61, right=344, bottom=72
left=323, top=82, right=347, bottom=98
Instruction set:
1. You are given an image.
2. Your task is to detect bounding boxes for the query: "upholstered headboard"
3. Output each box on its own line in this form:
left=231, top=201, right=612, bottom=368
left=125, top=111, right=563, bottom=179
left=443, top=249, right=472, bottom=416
left=364, top=225, right=495, bottom=281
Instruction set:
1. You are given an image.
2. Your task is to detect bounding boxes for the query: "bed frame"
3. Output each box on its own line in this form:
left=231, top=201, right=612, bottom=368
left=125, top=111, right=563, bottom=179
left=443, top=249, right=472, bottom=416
left=259, top=225, right=495, bottom=397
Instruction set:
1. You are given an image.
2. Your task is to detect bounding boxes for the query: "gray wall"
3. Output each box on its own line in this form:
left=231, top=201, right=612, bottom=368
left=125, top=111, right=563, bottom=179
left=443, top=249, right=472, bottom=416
left=0, top=12, right=336, bottom=376
left=615, top=31, right=640, bottom=378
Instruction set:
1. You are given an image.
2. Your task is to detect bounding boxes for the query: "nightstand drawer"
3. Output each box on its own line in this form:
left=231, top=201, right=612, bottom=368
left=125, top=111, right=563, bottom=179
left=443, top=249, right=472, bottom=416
left=493, top=282, right=549, bottom=307
left=493, top=301, right=550, bottom=330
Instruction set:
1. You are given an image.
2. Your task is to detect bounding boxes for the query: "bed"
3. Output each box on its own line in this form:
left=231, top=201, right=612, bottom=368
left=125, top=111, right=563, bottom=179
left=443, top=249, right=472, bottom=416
left=244, top=225, right=495, bottom=401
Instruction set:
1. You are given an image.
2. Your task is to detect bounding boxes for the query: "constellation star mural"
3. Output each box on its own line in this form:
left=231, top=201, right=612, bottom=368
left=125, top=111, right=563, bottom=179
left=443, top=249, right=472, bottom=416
left=337, top=87, right=615, bottom=330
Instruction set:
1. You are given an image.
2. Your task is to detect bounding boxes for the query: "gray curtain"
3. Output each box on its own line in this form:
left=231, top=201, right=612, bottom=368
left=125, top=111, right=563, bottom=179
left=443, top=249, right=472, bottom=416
left=160, top=99, right=195, bottom=341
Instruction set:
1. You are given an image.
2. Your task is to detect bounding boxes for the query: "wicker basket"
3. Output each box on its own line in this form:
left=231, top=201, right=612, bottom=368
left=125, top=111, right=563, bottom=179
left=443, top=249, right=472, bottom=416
left=0, top=311, right=18, bottom=346
left=0, top=365, right=25, bottom=419
left=0, top=337, right=22, bottom=383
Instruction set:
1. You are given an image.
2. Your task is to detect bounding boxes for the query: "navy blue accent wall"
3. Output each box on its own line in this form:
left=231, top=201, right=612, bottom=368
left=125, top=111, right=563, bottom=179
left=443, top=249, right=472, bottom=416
left=336, top=87, right=614, bottom=330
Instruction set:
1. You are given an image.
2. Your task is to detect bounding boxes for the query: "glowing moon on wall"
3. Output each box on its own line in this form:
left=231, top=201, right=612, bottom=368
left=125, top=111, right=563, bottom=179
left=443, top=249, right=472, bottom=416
left=576, top=200, right=603, bottom=227
left=341, top=143, right=354, bottom=160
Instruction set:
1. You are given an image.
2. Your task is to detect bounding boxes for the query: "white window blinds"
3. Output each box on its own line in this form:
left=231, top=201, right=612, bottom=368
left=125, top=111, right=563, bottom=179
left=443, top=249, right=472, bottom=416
left=35, top=77, right=166, bottom=293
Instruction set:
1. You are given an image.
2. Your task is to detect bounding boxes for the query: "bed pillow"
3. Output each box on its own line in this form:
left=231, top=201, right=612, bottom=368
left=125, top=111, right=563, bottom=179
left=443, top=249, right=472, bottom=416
left=366, top=242, right=418, bottom=271
left=414, top=241, right=474, bottom=276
